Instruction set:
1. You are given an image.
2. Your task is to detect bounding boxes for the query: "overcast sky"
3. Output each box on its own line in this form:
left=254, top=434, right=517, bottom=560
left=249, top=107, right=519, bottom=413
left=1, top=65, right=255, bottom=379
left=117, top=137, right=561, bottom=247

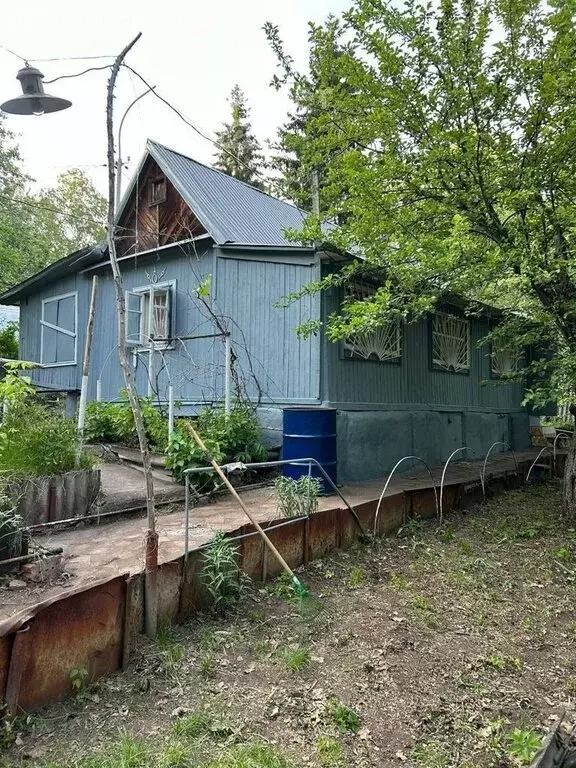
left=0, top=0, right=349, bottom=196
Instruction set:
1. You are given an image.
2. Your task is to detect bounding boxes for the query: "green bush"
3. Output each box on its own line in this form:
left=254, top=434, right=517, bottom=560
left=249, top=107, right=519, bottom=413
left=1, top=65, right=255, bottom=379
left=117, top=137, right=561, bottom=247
left=84, top=394, right=169, bottom=452
left=0, top=321, right=18, bottom=360
left=0, top=400, right=94, bottom=477
left=165, top=404, right=266, bottom=484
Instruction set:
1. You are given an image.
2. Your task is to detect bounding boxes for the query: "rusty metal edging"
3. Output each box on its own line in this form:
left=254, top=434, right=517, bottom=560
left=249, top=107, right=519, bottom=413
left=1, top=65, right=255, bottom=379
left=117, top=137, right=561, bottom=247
left=5, top=624, right=31, bottom=715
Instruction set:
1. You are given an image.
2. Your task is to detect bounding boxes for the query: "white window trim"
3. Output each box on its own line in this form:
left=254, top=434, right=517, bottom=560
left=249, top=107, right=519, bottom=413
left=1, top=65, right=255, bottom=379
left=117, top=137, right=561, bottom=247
left=432, top=311, right=470, bottom=373
left=40, top=290, right=78, bottom=367
left=125, top=280, right=176, bottom=351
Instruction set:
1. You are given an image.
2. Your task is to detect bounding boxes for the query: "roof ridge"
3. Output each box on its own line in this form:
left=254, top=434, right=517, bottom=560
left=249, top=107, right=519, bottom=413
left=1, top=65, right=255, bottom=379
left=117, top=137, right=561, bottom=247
left=146, top=138, right=308, bottom=215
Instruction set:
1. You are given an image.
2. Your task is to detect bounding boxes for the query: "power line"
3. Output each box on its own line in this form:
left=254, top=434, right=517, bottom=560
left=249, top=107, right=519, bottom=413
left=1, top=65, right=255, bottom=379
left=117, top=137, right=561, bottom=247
left=44, top=65, right=113, bottom=84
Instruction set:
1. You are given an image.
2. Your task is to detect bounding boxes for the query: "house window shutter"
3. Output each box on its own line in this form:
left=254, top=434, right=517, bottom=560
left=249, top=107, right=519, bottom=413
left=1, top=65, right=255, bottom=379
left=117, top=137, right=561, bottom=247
left=40, top=293, right=77, bottom=365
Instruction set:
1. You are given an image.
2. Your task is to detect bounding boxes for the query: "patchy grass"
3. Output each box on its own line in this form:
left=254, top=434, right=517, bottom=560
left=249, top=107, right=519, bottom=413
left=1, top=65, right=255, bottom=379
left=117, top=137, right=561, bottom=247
left=4, top=481, right=576, bottom=767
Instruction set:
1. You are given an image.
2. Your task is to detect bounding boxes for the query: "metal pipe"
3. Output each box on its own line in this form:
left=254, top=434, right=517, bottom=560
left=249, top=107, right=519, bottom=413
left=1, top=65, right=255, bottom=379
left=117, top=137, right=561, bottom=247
left=439, top=447, right=482, bottom=523
left=526, top=446, right=553, bottom=483
left=373, top=456, right=439, bottom=536
left=183, top=457, right=363, bottom=559
left=168, top=384, right=174, bottom=440
left=553, top=430, right=572, bottom=471
left=184, top=474, right=190, bottom=561
left=481, top=442, right=519, bottom=490
left=96, top=378, right=102, bottom=402
left=224, top=334, right=232, bottom=417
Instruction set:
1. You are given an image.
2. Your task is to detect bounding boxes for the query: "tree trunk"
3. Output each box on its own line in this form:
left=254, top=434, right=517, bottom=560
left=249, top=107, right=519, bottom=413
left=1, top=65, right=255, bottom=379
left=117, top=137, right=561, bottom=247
left=564, top=430, right=576, bottom=517
left=106, top=33, right=158, bottom=638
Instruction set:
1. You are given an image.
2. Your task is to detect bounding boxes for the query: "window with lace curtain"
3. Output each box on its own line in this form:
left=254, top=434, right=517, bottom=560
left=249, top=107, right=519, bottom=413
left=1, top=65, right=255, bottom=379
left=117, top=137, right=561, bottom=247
left=431, top=311, right=470, bottom=373
left=342, top=280, right=402, bottom=362
left=126, top=281, right=174, bottom=347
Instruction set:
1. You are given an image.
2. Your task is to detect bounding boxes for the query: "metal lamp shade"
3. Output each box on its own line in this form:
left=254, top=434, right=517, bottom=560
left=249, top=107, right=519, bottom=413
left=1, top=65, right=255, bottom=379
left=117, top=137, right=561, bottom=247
left=1, top=65, right=72, bottom=116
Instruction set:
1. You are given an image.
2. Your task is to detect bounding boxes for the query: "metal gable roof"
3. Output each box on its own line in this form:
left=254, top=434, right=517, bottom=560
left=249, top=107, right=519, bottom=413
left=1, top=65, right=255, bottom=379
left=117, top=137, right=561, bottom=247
left=146, top=140, right=309, bottom=247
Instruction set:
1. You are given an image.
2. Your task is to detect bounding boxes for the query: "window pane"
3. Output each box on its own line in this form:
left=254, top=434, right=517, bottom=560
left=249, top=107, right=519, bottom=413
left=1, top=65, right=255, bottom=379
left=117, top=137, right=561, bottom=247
left=56, top=296, right=76, bottom=333
left=127, top=293, right=142, bottom=312
left=56, top=332, right=75, bottom=363
left=152, top=289, right=169, bottom=338
left=43, top=299, right=58, bottom=326
left=42, top=327, right=58, bottom=364
left=127, top=311, right=141, bottom=343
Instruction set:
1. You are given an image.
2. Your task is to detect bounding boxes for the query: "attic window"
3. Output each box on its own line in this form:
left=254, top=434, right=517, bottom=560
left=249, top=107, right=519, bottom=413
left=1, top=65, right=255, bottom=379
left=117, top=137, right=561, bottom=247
left=149, top=176, right=166, bottom=205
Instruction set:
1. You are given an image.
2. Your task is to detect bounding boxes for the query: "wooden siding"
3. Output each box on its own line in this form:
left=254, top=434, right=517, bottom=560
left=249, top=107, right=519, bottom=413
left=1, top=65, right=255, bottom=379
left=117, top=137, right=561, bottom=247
left=18, top=242, right=322, bottom=406
left=117, top=157, right=205, bottom=257
left=214, top=248, right=321, bottom=403
left=322, top=286, right=526, bottom=412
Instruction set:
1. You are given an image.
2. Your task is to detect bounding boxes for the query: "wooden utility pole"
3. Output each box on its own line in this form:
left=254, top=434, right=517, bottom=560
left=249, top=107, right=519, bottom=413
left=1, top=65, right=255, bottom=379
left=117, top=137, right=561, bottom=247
left=105, top=33, right=158, bottom=638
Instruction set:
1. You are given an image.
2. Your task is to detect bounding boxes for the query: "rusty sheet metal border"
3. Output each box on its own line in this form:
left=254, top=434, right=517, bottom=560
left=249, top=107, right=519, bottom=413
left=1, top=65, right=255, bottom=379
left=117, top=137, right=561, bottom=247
left=16, top=574, right=126, bottom=712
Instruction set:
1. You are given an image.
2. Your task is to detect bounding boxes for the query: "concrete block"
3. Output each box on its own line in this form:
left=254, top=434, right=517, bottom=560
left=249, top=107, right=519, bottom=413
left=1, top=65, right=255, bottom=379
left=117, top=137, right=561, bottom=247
left=256, top=407, right=283, bottom=448
left=337, top=410, right=413, bottom=483
left=462, top=412, right=508, bottom=457
left=412, top=411, right=462, bottom=467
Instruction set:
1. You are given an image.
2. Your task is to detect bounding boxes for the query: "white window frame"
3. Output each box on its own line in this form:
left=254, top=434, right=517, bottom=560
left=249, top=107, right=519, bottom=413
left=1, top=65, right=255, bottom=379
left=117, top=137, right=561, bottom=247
left=40, top=291, right=78, bottom=367
left=342, top=280, right=402, bottom=363
left=125, top=280, right=175, bottom=350
left=431, top=311, right=470, bottom=373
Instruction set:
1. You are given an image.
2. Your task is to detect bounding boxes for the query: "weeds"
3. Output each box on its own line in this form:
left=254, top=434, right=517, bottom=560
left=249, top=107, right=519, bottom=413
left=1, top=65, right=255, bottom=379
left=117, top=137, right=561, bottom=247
left=505, top=729, right=542, bottom=764
left=200, top=654, right=216, bottom=678
left=410, top=741, right=450, bottom=768
left=158, top=740, right=191, bottom=768
left=272, top=572, right=299, bottom=603
left=326, top=698, right=361, bottom=734
left=480, top=654, right=523, bottom=673
left=69, top=667, right=89, bottom=693
left=346, top=566, right=366, bottom=588
left=157, top=626, right=185, bottom=672
left=202, top=532, right=249, bottom=614
left=274, top=475, right=321, bottom=519
left=171, top=709, right=213, bottom=740
left=75, top=733, right=151, bottom=767
left=203, top=740, right=292, bottom=767
left=316, top=737, right=342, bottom=766
left=277, top=645, right=311, bottom=672
left=388, top=570, right=410, bottom=589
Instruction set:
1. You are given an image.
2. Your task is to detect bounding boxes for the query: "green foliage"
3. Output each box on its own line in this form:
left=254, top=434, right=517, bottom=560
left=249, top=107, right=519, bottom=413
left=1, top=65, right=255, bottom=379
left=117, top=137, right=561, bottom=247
left=0, top=114, right=106, bottom=295
left=213, top=85, right=266, bottom=190
left=274, top=475, right=321, bottom=518
left=272, top=571, right=299, bottom=603
left=505, top=729, right=542, bottom=765
left=315, top=737, right=343, bottom=767
left=199, top=654, right=216, bottom=678
left=0, top=321, right=18, bottom=359
left=326, top=698, right=361, bottom=734
left=69, top=667, right=89, bottom=693
left=84, top=394, right=168, bottom=451
left=74, top=733, right=151, bottom=768
left=203, top=741, right=292, bottom=768
left=201, top=531, right=249, bottom=613
left=157, top=740, right=191, bottom=768
left=410, top=742, right=450, bottom=768
left=170, top=709, right=213, bottom=740
left=156, top=625, right=185, bottom=672
left=347, top=566, right=366, bottom=588
left=268, top=0, right=576, bottom=409
left=277, top=645, right=311, bottom=672
left=166, top=404, right=266, bottom=484
left=0, top=361, right=94, bottom=478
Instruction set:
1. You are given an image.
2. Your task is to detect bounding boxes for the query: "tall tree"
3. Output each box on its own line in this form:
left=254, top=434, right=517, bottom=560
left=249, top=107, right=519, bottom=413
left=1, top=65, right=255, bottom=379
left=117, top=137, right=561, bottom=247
left=0, top=115, right=106, bottom=294
left=272, top=0, right=576, bottom=513
left=214, top=85, right=265, bottom=189
left=265, top=18, right=350, bottom=210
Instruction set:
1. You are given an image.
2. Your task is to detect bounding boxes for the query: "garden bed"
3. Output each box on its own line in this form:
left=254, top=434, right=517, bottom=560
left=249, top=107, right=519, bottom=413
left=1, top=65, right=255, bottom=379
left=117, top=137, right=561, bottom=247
left=3, top=481, right=576, bottom=767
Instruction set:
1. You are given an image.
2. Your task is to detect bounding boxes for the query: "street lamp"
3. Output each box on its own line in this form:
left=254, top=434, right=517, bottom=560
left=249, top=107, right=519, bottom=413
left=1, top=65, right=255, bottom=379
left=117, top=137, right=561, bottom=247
left=1, top=64, right=72, bottom=116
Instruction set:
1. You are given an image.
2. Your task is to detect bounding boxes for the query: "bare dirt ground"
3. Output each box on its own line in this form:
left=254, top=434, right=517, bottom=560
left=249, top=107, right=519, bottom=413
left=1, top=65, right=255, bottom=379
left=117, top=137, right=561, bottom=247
left=2, top=481, right=576, bottom=768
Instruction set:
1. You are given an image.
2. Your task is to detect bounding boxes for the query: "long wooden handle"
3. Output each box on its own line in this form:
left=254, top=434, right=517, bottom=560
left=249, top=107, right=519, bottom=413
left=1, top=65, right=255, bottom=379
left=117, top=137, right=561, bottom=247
left=185, top=423, right=296, bottom=579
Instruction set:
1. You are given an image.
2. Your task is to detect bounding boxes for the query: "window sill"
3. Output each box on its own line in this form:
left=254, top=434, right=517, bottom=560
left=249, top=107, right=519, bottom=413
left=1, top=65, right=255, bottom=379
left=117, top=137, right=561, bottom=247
left=40, top=361, right=77, bottom=368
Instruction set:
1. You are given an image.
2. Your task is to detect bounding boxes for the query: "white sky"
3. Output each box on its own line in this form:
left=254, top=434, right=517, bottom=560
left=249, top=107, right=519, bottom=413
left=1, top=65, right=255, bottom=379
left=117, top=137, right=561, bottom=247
left=0, top=0, right=349, bottom=196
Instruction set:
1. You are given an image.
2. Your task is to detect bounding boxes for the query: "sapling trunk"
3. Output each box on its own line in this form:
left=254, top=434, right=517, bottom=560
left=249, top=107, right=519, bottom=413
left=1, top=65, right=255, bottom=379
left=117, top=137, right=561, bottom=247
left=564, top=431, right=576, bottom=516
left=106, top=33, right=158, bottom=638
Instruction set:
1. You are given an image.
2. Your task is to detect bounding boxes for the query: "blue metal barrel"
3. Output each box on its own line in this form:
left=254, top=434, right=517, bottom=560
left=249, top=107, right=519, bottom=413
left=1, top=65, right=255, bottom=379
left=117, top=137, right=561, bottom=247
left=282, top=407, right=337, bottom=493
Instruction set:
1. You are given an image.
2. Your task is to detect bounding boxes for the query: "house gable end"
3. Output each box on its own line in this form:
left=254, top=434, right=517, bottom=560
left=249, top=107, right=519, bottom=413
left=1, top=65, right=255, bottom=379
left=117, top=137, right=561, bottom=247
left=117, top=155, right=207, bottom=258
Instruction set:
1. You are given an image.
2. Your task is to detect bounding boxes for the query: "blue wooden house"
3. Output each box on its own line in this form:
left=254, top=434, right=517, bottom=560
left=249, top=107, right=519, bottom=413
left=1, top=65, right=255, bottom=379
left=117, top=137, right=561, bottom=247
left=0, top=140, right=531, bottom=482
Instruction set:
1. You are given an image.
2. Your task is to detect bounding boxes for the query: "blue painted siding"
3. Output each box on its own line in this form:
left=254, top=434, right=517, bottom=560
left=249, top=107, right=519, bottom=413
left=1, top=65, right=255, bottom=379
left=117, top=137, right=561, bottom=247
left=18, top=242, right=322, bottom=406
left=321, top=285, right=525, bottom=413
